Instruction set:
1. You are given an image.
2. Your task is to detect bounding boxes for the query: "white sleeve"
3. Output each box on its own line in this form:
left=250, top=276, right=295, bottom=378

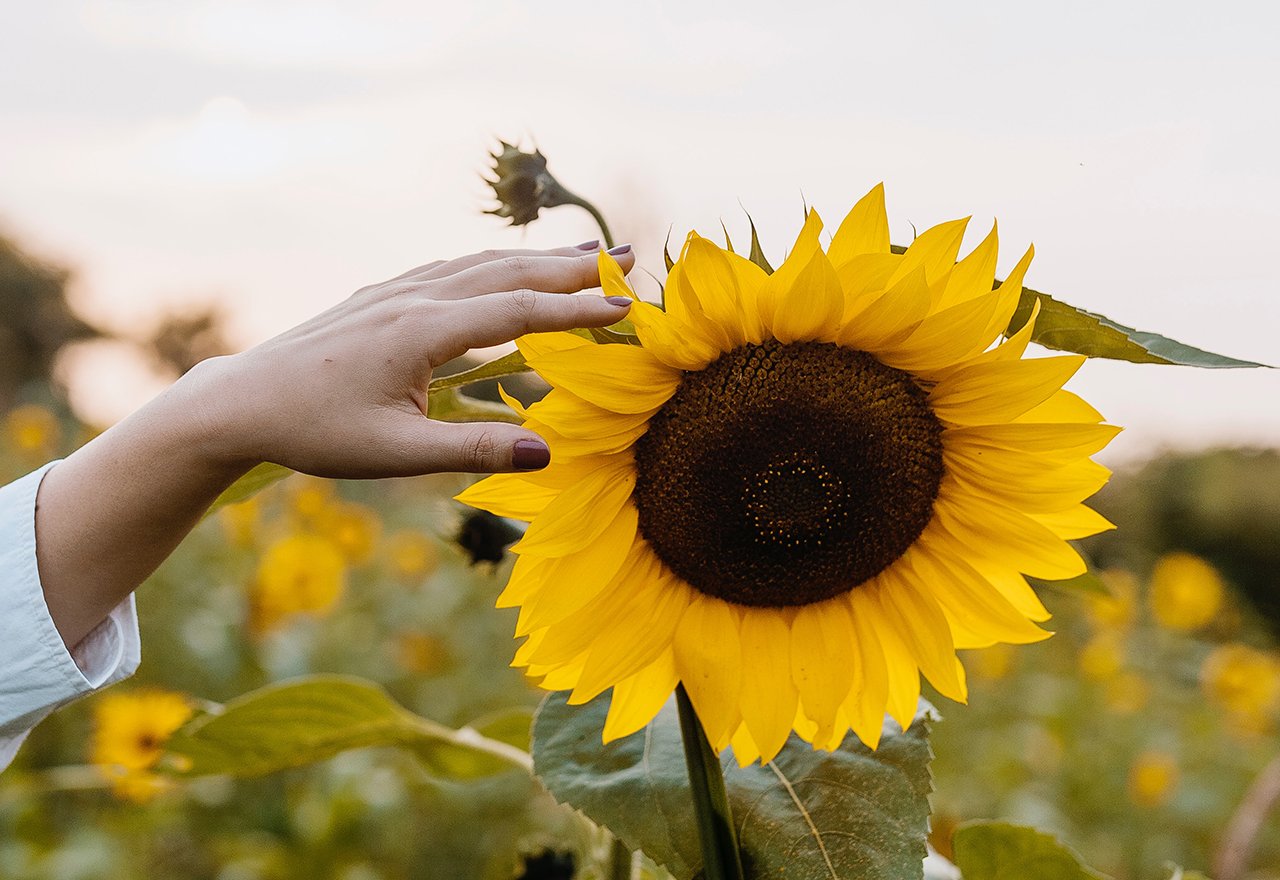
left=0, top=462, right=141, bottom=771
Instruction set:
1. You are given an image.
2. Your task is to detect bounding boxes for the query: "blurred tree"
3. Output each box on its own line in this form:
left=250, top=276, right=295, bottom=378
left=0, top=231, right=103, bottom=406
left=146, top=305, right=234, bottom=377
left=1090, top=448, right=1280, bottom=637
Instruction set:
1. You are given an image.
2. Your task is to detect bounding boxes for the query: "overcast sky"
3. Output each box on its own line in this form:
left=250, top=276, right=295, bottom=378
left=2, top=1, right=1277, bottom=462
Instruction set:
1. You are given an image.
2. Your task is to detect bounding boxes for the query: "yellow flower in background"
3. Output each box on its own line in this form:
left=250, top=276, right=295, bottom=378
left=1078, top=631, right=1126, bottom=682
left=396, top=632, right=451, bottom=675
left=219, top=496, right=262, bottom=549
left=460, top=185, right=1119, bottom=762
left=90, top=690, right=192, bottom=802
left=287, top=476, right=338, bottom=525
left=1202, top=643, right=1280, bottom=724
left=1085, top=569, right=1139, bottom=631
left=251, top=533, right=347, bottom=631
left=966, top=643, right=1016, bottom=683
left=4, top=403, right=60, bottom=455
left=1149, top=552, right=1225, bottom=632
left=1105, top=671, right=1151, bottom=715
left=324, top=501, right=382, bottom=565
left=385, top=528, right=439, bottom=582
left=1127, top=750, right=1179, bottom=808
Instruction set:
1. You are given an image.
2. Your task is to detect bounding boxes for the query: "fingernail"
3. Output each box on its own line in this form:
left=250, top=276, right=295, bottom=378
left=512, top=438, right=551, bottom=471
left=575, top=239, right=600, bottom=250
left=605, top=295, right=633, bottom=307
left=607, top=243, right=632, bottom=256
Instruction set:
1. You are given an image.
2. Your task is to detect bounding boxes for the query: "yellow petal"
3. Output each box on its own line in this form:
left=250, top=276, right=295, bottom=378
left=887, top=217, right=970, bottom=287
left=456, top=474, right=558, bottom=520
left=1014, top=390, right=1105, bottom=425
left=837, top=264, right=931, bottom=350
left=524, top=388, right=651, bottom=440
left=934, top=490, right=1088, bottom=580
left=875, top=570, right=967, bottom=702
left=530, top=344, right=681, bottom=414
left=630, top=300, right=720, bottom=371
left=516, top=331, right=591, bottom=360
left=845, top=594, right=890, bottom=749
left=498, top=552, right=553, bottom=608
left=945, top=423, right=1121, bottom=463
left=936, top=222, right=998, bottom=309
left=828, top=183, right=890, bottom=265
left=514, top=502, right=639, bottom=634
left=790, top=599, right=855, bottom=746
left=511, top=457, right=634, bottom=556
left=738, top=609, right=799, bottom=763
left=1030, top=504, right=1116, bottom=540
left=603, top=651, right=679, bottom=742
left=770, top=248, right=846, bottom=344
left=929, top=356, right=1085, bottom=426
left=683, top=234, right=750, bottom=348
left=673, top=595, right=743, bottom=746
left=757, top=209, right=824, bottom=333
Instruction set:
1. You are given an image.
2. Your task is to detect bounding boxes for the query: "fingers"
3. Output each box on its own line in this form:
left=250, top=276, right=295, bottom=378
left=427, top=290, right=632, bottom=364
left=399, top=419, right=552, bottom=475
left=430, top=246, right=636, bottom=300
left=415, top=242, right=607, bottom=283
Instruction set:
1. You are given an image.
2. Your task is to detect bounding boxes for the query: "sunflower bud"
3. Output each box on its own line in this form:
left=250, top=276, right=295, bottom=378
left=484, top=142, right=613, bottom=245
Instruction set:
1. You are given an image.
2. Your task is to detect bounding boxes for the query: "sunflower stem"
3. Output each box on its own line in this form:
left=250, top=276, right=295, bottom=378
left=675, top=684, right=745, bottom=880
left=558, top=191, right=615, bottom=249
left=607, top=836, right=635, bottom=880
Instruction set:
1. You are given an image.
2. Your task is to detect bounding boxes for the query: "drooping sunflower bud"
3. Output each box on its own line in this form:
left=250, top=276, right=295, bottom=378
left=484, top=142, right=612, bottom=245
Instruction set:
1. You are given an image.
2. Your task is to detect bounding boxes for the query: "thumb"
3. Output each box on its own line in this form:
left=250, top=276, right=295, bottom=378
left=401, top=419, right=551, bottom=475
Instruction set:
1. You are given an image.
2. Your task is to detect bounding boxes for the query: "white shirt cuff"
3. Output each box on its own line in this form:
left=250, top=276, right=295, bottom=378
left=0, top=462, right=142, bottom=769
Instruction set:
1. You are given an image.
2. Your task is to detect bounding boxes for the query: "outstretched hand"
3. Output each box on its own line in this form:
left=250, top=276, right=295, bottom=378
left=191, top=242, right=635, bottom=478
left=34, top=242, right=636, bottom=648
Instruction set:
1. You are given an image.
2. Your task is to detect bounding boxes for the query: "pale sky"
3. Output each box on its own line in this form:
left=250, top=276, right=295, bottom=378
left=2, top=1, right=1277, bottom=463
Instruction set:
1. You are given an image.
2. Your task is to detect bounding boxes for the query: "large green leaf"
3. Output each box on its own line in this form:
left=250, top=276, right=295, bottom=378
left=533, top=692, right=937, bottom=880
left=163, top=675, right=531, bottom=779
left=1009, top=287, right=1268, bottom=368
left=204, top=461, right=292, bottom=518
left=951, top=822, right=1109, bottom=880
left=428, top=349, right=531, bottom=394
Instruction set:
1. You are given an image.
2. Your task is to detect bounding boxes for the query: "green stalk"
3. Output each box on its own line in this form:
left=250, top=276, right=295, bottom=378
left=675, top=685, right=745, bottom=880
left=558, top=191, right=615, bottom=249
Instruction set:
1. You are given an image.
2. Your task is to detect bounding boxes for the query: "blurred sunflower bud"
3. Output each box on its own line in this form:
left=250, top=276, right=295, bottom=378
left=484, top=142, right=612, bottom=245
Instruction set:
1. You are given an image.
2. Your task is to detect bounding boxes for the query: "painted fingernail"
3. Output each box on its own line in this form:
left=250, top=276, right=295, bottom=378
left=575, top=239, right=600, bottom=250
left=512, top=438, right=551, bottom=471
left=607, top=243, right=632, bottom=255
left=605, top=295, right=633, bottom=307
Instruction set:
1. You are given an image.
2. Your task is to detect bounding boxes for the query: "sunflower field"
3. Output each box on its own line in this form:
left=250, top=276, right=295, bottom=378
left=2, top=155, right=1279, bottom=880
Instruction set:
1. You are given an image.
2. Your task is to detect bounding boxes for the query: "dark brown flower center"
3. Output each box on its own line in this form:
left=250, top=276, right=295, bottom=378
left=633, top=340, right=944, bottom=607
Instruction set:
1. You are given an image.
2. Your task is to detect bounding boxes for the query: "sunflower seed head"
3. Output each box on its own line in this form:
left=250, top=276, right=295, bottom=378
left=484, top=141, right=576, bottom=226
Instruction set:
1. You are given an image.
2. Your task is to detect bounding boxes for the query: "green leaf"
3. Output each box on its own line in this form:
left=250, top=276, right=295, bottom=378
left=747, top=214, right=774, bottom=275
left=204, top=462, right=292, bottom=518
left=427, top=386, right=522, bottom=424
left=533, top=692, right=937, bottom=880
left=1009, top=288, right=1269, bottom=368
left=163, top=675, right=531, bottom=779
left=1030, top=572, right=1112, bottom=598
left=428, top=349, right=531, bottom=394
left=951, top=822, right=1110, bottom=880
left=1160, top=865, right=1210, bottom=880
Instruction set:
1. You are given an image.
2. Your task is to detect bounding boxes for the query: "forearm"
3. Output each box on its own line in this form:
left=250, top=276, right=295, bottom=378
left=34, top=360, right=251, bottom=649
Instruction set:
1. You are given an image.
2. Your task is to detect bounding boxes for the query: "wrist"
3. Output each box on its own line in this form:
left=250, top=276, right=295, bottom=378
left=161, top=355, right=263, bottom=481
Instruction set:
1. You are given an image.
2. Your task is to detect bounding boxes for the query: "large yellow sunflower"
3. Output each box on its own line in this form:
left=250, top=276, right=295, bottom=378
left=459, top=185, right=1118, bottom=764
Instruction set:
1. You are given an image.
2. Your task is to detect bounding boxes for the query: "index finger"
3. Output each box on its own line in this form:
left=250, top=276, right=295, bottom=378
left=429, top=246, right=636, bottom=301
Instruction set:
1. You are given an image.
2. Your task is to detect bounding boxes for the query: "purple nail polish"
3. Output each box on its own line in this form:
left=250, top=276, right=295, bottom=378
left=575, top=239, right=600, bottom=250
left=605, top=295, right=633, bottom=307
left=512, top=438, right=551, bottom=471
left=607, top=243, right=632, bottom=256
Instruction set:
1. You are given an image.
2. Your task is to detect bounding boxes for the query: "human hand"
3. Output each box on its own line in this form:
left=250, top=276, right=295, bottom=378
left=184, top=242, right=636, bottom=479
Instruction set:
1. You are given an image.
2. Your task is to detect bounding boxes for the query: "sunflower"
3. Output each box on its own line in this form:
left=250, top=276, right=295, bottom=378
left=459, top=185, right=1118, bottom=763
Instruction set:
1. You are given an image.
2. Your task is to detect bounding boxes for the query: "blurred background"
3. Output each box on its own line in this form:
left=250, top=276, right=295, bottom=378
left=2, top=2, right=1279, bottom=878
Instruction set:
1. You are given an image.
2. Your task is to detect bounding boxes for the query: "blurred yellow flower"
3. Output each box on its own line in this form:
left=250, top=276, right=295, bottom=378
left=219, top=496, right=262, bottom=549
left=4, top=403, right=60, bottom=455
left=1079, top=631, right=1126, bottom=682
left=385, top=528, right=439, bottom=582
left=90, top=690, right=192, bottom=802
left=251, top=533, right=347, bottom=631
left=1105, top=671, right=1151, bottom=715
left=1202, top=643, right=1280, bottom=725
left=324, top=501, right=382, bottom=565
left=1085, top=568, right=1139, bottom=630
left=396, top=632, right=450, bottom=675
left=1148, top=552, right=1225, bottom=632
left=1127, top=750, right=1179, bottom=808
left=967, top=643, right=1016, bottom=682
left=287, top=476, right=338, bottom=525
